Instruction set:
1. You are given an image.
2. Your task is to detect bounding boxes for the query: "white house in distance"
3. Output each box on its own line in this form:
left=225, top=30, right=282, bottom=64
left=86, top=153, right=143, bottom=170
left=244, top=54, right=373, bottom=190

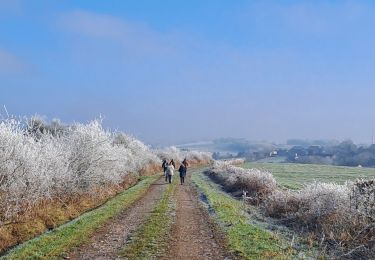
left=269, top=150, right=278, bottom=157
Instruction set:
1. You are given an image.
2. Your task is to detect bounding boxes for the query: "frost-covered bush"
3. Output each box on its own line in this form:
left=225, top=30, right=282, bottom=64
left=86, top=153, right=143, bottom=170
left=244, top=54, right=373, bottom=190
left=0, top=118, right=159, bottom=222
left=264, top=188, right=300, bottom=218
left=155, top=146, right=212, bottom=165
left=205, top=162, right=276, bottom=199
left=27, top=116, right=68, bottom=139
left=0, top=119, right=66, bottom=218
left=216, top=158, right=246, bottom=166
left=154, top=146, right=181, bottom=162
left=350, top=179, right=375, bottom=220
left=181, top=150, right=212, bottom=165
left=296, top=182, right=351, bottom=224
left=206, top=163, right=375, bottom=256
left=264, top=181, right=375, bottom=256
left=265, top=182, right=352, bottom=228
left=113, top=133, right=160, bottom=174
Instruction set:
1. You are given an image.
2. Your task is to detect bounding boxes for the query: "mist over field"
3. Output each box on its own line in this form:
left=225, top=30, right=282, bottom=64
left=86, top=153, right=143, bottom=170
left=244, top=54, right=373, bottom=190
left=1, top=1, right=375, bottom=145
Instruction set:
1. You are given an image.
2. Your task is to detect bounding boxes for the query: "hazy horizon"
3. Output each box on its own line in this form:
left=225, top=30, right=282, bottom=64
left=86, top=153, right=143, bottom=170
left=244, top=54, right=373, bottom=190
left=2, top=1, right=375, bottom=145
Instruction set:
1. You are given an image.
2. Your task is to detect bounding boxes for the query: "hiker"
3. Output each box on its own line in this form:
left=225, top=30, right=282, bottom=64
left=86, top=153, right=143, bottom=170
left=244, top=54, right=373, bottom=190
left=178, top=161, right=187, bottom=185
left=170, top=159, right=176, bottom=168
left=166, top=162, right=175, bottom=184
left=182, top=158, right=189, bottom=167
left=162, top=159, right=168, bottom=182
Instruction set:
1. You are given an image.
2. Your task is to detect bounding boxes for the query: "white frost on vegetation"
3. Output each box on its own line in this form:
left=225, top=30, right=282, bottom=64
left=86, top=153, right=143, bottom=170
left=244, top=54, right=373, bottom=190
left=0, top=118, right=211, bottom=222
left=0, top=119, right=158, bottom=220
left=207, top=163, right=375, bottom=255
left=154, top=146, right=212, bottom=164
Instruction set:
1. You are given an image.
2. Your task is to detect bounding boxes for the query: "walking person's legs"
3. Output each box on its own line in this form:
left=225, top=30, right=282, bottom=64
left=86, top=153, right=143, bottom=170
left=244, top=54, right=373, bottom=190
left=182, top=176, right=185, bottom=184
left=168, top=174, right=172, bottom=184
left=180, top=176, right=183, bottom=185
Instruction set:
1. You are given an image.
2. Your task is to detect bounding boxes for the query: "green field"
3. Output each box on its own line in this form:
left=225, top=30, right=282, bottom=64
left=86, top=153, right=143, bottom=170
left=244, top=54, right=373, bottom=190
left=242, top=162, right=375, bottom=189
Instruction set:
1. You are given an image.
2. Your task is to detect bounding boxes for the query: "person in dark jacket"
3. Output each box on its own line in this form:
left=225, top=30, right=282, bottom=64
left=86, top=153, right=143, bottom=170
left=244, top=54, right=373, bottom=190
left=170, top=159, right=176, bottom=168
left=178, top=162, right=187, bottom=185
left=182, top=158, right=189, bottom=167
left=162, top=159, right=168, bottom=182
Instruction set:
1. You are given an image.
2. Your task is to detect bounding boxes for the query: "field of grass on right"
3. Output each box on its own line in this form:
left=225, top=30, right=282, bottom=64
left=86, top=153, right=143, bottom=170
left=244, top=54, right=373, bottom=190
left=242, top=162, right=375, bottom=189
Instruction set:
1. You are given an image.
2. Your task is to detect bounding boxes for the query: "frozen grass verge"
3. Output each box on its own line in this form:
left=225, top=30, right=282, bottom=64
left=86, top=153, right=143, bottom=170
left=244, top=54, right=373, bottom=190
left=192, top=172, right=293, bottom=259
left=206, top=162, right=375, bottom=258
left=1, top=174, right=161, bottom=260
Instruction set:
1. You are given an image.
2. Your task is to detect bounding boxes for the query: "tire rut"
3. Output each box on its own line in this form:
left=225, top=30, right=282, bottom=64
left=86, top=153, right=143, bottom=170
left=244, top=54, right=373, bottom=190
left=68, top=177, right=167, bottom=260
left=163, top=172, right=230, bottom=260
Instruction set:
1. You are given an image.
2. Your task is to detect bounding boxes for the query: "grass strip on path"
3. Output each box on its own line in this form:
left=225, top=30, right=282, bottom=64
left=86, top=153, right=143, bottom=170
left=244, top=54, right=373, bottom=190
left=120, top=176, right=177, bottom=259
left=2, top=174, right=162, bottom=260
left=192, top=171, right=293, bottom=259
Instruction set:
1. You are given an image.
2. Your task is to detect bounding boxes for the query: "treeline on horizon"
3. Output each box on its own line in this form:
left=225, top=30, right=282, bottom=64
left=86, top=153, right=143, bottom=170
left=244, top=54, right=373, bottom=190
left=212, top=138, right=375, bottom=167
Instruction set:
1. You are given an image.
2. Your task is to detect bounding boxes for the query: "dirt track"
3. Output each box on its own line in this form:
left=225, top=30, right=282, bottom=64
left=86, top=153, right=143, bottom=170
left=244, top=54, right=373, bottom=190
left=68, top=177, right=167, bottom=259
left=163, top=173, right=230, bottom=260
left=67, top=170, right=229, bottom=259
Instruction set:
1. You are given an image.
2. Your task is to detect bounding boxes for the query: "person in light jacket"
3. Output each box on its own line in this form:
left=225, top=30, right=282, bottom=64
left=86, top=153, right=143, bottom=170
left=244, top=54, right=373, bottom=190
left=165, top=162, right=175, bottom=184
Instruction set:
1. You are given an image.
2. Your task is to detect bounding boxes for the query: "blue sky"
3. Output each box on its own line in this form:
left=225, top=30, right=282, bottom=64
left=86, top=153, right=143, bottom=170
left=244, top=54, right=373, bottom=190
left=1, top=0, right=375, bottom=145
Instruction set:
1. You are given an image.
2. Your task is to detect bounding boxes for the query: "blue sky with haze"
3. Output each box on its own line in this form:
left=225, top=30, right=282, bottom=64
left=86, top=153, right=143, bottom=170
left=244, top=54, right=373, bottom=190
left=1, top=0, right=375, bottom=145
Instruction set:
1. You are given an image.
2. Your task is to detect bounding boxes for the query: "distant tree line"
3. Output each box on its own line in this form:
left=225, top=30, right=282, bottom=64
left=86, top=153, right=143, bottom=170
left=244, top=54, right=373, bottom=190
left=217, top=138, right=375, bottom=167
left=286, top=140, right=375, bottom=167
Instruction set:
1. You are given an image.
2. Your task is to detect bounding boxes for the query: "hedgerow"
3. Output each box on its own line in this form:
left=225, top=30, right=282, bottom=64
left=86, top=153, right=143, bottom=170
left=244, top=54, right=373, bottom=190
left=155, top=146, right=212, bottom=166
left=0, top=119, right=157, bottom=222
left=205, top=163, right=375, bottom=258
left=0, top=117, right=211, bottom=253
